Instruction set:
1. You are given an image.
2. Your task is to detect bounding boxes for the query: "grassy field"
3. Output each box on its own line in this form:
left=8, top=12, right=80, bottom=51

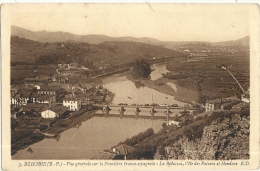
left=166, top=55, right=249, bottom=102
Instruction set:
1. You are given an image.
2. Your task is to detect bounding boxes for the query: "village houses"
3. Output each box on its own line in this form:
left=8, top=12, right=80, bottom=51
left=205, top=97, right=241, bottom=112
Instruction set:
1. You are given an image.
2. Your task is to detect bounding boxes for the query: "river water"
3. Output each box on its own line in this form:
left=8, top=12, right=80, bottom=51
left=13, top=64, right=185, bottom=159
left=102, top=64, right=184, bottom=106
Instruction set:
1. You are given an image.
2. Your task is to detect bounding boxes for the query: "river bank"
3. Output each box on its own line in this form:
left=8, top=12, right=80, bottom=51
left=125, top=72, right=198, bottom=105
left=11, top=108, right=97, bottom=156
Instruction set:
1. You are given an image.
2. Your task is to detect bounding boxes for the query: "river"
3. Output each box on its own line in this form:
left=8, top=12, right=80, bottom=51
left=102, top=64, right=184, bottom=106
left=12, top=64, right=185, bottom=159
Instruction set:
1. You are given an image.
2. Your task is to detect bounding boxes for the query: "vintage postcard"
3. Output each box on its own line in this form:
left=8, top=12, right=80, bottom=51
left=1, top=3, right=260, bottom=170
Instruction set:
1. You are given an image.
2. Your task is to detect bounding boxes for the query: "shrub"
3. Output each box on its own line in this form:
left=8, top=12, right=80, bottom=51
left=121, top=128, right=155, bottom=146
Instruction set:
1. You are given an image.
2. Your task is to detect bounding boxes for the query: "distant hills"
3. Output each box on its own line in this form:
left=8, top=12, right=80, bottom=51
left=11, top=25, right=162, bottom=45
left=11, top=35, right=183, bottom=66
left=211, top=36, right=249, bottom=47
left=11, top=25, right=249, bottom=47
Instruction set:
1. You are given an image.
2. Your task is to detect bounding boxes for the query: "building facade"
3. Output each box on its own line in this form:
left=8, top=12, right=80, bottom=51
left=63, top=98, right=81, bottom=111
left=37, top=94, right=56, bottom=106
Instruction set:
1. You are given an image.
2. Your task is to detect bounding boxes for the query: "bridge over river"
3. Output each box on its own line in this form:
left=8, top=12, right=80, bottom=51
left=94, top=105, right=195, bottom=120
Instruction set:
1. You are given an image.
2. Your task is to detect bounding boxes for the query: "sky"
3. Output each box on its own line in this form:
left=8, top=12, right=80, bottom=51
left=9, top=4, right=252, bottom=42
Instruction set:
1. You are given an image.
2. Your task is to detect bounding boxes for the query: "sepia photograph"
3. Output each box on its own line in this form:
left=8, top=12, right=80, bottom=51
left=2, top=3, right=260, bottom=170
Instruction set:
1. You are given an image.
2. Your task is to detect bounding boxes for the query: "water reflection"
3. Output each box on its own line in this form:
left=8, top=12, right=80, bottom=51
left=102, top=64, right=186, bottom=106
left=13, top=116, right=164, bottom=160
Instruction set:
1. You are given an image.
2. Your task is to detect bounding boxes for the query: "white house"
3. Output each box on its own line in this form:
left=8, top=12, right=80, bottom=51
left=11, top=93, right=21, bottom=107
left=205, top=98, right=228, bottom=112
left=41, top=105, right=68, bottom=119
left=63, top=97, right=81, bottom=111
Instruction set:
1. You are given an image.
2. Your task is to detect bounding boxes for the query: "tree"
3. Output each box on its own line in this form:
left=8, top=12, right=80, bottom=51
left=132, top=59, right=152, bottom=78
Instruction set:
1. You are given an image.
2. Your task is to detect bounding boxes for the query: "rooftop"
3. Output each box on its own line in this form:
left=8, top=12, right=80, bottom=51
left=114, top=144, right=134, bottom=156
left=38, top=94, right=55, bottom=100
left=226, top=96, right=241, bottom=101
left=23, top=103, right=48, bottom=108
left=92, top=95, right=104, bottom=100
left=36, top=75, right=50, bottom=78
left=63, top=97, right=79, bottom=101
left=19, top=92, right=31, bottom=97
left=24, top=77, right=49, bottom=81
left=31, top=93, right=40, bottom=98
left=11, top=84, right=25, bottom=90
left=48, top=105, right=68, bottom=115
left=206, top=98, right=228, bottom=104
left=233, top=102, right=248, bottom=108
left=39, top=86, right=61, bottom=91
left=22, top=103, right=48, bottom=112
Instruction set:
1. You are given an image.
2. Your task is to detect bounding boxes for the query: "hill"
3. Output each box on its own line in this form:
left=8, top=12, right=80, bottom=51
left=11, top=35, right=183, bottom=67
left=11, top=26, right=82, bottom=43
left=12, top=25, right=249, bottom=48
left=211, top=36, right=249, bottom=47
left=11, top=25, right=162, bottom=45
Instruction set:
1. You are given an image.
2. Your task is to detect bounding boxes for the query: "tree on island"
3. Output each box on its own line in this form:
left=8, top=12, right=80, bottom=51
left=131, top=59, right=152, bottom=78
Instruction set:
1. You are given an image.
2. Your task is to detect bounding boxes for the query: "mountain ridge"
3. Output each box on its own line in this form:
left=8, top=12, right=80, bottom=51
left=11, top=25, right=249, bottom=47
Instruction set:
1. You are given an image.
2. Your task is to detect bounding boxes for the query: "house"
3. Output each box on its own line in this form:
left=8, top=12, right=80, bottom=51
left=231, top=102, right=249, bottom=111
left=36, top=75, right=51, bottom=80
left=24, top=77, right=48, bottom=85
left=227, top=96, right=240, bottom=101
left=10, top=87, right=19, bottom=96
left=11, top=93, right=21, bottom=107
left=22, top=103, right=48, bottom=114
left=38, top=86, right=63, bottom=102
left=68, top=62, right=78, bottom=69
left=72, top=88, right=84, bottom=96
left=77, top=94, right=92, bottom=105
left=91, top=95, right=105, bottom=103
left=205, top=98, right=228, bottom=112
left=59, top=69, right=82, bottom=76
left=34, top=84, right=44, bottom=90
left=112, top=144, right=134, bottom=160
left=41, top=105, right=68, bottom=119
left=38, top=86, right=60, bottom=95
left=30, top=92, right=40, bottom=103
left=63, top=97, right=81, bottom=111
left=52, top=74, right=66, bottom=83
left=19, top=92, right=31, bottom=105
left=37, top=94, right=56, bottom=106
left=241, top=91, right=250, bottom=103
